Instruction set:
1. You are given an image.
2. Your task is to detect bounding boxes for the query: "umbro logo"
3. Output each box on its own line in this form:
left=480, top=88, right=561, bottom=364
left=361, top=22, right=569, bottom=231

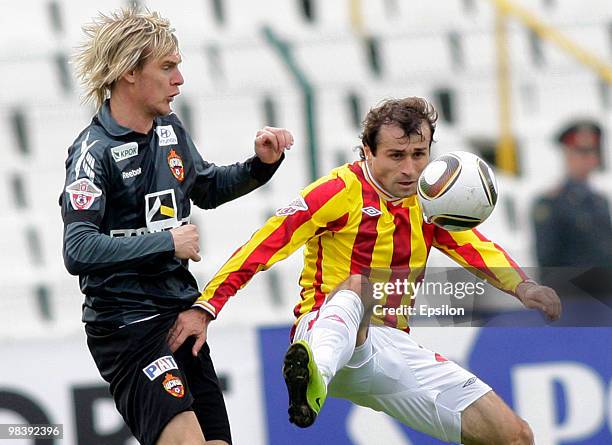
left=463, top=377, right=477, bottom=388
left=361, top=206, right=382, bottom=217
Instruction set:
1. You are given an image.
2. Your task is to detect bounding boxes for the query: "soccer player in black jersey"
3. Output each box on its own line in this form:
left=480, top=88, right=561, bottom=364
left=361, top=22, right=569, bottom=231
left=62, top=6, right=292, bottom=445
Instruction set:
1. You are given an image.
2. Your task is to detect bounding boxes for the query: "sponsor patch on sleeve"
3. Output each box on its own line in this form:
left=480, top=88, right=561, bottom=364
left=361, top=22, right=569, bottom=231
left=65, top=178, right=102, bottom=211
left=142, top=355, right=179, bottom=381
left=275, top=196, right=309, bottom=217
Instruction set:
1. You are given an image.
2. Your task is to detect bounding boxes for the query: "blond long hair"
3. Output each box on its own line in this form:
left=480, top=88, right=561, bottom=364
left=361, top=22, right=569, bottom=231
left=74, top=6, right=179, bottom=109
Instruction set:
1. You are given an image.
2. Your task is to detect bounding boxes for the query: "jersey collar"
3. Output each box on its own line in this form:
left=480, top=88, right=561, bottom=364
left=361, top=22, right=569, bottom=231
left=360, top=160, right=405, bottom=204
left=97, top=100, right=135, bottom=137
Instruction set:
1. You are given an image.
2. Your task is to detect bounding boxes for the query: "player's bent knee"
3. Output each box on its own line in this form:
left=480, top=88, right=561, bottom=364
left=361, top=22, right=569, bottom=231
left=513, top=418, right=534, bottom=445
left=344, top=274, right=364, bottom=293
left=331, top=275, right=372, bottom=305
left=345, top=274, right=375, bottom=308
left=499, top=417, right=533, bottom=445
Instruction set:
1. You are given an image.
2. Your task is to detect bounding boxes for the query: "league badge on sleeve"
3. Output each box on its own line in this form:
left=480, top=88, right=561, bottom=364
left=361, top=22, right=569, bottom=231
left=167, top=149, right=184, bottom=182
left=65, top=178, right=102, bottom=210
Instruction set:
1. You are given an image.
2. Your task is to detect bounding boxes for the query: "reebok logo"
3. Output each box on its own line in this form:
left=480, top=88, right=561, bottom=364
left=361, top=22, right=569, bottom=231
left=111, top=142, right=139, bottom=162
left=122, top=167, right=142, bottom=180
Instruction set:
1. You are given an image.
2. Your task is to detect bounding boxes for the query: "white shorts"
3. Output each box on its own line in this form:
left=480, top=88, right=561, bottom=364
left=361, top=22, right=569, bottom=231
left=293, top=311, right=492, bottom=444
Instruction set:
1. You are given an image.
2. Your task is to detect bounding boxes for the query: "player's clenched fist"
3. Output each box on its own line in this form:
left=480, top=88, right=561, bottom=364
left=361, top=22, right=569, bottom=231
left=254, top=126, right=294, bottom=164
left=170, top=224, right=201, bottom=262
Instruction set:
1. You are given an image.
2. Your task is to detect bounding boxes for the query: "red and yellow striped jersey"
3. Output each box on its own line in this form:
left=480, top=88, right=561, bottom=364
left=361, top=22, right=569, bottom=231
left=194, top=161, right=528, bottom=331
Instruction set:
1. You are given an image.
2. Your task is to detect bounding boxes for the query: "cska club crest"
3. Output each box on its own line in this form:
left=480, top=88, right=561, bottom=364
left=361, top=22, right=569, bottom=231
left=167, top=149, right=184, bottom=182
left=162, top=372, right=185, bottom=398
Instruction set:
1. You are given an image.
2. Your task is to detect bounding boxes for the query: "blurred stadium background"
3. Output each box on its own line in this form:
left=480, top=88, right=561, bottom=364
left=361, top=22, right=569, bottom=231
left=0, top=0, right=611, bottom=444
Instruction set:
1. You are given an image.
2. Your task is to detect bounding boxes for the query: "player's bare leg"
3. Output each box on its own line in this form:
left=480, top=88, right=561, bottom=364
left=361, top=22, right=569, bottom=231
left=155, top=410, right=206, bottom=445
left=461, top=391, right=534, bottom=445
left=283, top=274, right=374, bottom=427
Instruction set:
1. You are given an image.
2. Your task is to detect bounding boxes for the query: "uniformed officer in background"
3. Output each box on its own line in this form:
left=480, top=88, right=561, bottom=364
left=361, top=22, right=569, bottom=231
left=532, top=120, right=612, bottom=303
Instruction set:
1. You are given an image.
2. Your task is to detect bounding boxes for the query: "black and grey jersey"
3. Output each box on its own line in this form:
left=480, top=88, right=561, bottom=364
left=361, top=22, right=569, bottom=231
left=61, top=101, right=282, bottom=326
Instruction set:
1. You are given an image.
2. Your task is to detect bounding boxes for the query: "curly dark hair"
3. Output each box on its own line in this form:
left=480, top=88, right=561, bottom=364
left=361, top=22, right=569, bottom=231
left=359, top=97, right=438, bottom=160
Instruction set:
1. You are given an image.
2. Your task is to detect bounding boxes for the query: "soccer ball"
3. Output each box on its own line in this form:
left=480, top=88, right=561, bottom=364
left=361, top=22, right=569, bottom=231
left=417, top=151, right=498, bottom=231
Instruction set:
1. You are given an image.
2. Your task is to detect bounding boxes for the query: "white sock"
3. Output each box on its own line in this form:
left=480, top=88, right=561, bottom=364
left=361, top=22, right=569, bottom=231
left=309, top=289, right=364, bottom=387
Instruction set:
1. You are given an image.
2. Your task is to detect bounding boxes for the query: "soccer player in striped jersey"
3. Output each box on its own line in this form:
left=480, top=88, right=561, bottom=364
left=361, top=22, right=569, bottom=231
left=168, top=98, right=561, bottom=444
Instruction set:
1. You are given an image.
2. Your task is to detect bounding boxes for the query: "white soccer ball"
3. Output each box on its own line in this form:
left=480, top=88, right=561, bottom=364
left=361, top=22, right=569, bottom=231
left=417, top=151, right=498, bottom=231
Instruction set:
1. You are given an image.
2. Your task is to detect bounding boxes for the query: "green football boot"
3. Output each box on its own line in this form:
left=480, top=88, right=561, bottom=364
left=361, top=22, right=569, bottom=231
left=282, top=340, right=327, bottom=428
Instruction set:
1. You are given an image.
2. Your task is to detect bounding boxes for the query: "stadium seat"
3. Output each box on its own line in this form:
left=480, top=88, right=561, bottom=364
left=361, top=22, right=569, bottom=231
left=55, top=0, right=126, bottom=49
left=546, top=0, right=612, bottom=25
left=189, top=92, right=264, bottom=161
left=0, top=57, right=71, bottom=106
left=220, top=0, right=354, bottom=37
left=530, top=71, right=603, bottom=128
left=368, top=0, right=476, bottom=34
left=541, top=23, right=611, bottom=70
left=461, top=25, right=499, bottom=75
left=222, top=36, right=294, bottom=93
left=0, top=279, right=48, bottom=338
left=0, top=0, right=58, bottom=55
left=174, top=50, right=217, bottom=97
left=0, top=217, right=35, bottom=277
left=27, top=101, right=92, bottom=165
left=315, top=88, right=363, bottom=174
left=144, top=0, right=220, bottom=45
left=261, top=92, right=311, bottom=197
left=293, top=35, right=372, bottom=86
left=382, top=33, right=455, bottom=82
left=453, top=78, right=499, bottom=137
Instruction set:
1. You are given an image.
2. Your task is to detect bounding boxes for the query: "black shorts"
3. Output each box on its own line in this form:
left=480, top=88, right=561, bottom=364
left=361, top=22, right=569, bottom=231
left=85, top=312, right=232, bottom=445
